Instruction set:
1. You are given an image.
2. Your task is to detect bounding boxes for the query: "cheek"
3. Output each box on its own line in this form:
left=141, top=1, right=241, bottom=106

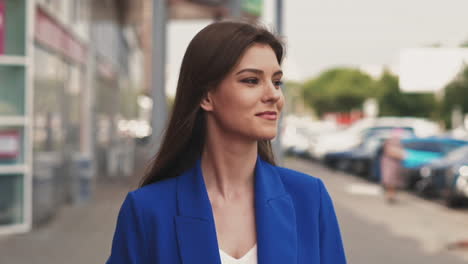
left=220, top=90, right=259, bottom=115
left=277, top=94, right=285, bottom=112
left=224, top=99, right=257, bottom=125
left=213, top=93, right=260, bottom=132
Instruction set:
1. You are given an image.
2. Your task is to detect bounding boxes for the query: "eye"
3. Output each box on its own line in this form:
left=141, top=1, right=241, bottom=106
left=241, top=78, right=259, bottom=85
left=274, top=80, right=283, bottom=88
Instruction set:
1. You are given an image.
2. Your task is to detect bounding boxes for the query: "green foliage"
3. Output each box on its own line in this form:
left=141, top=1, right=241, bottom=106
left=300, top=68, right=437, bottom=119
left=377, top=71, right=437, bottom=118
left=301, top=68, right=377, bottom=116
left=459, top=40, right=468, bottom=48
left=441, top=66, right=468, bottom=127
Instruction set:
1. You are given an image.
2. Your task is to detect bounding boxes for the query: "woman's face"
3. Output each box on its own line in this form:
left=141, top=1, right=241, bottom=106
left=201, top=43, right=284, bottom=141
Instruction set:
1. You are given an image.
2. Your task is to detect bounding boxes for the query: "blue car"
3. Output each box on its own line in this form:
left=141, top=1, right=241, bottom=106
left=415, top=145, right=468, bottom=205
left=400, top=137, right=468, bottom=189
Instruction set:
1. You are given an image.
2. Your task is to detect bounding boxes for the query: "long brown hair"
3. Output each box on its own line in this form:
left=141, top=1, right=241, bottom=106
left=140, top=21, right=284, bottom=187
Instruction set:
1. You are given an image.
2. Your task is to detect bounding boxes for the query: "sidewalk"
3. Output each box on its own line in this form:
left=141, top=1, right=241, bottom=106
left=0, top=144, right=152, bottom=264
left=0, top=177, right=136, bottom=264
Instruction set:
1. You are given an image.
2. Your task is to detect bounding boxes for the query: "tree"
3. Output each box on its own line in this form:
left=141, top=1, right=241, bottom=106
left=442, top=66, right=468, bottom=127
left=301, top=68, right=377, bottom=116
left=377, top=71, right=437, bottom=118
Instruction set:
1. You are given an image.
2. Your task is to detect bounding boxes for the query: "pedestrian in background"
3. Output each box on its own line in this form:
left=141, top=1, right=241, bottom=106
left=106, top=21, right=346, bottom=264
left=381, top=128, right=406, bottom=203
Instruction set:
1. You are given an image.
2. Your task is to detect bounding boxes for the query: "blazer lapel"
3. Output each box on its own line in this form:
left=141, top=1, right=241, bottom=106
left=175, top=159, right=221, bottom=264
left=174, top=157, right=298, bottom=264
left=255, top=157, right=298, bottom=264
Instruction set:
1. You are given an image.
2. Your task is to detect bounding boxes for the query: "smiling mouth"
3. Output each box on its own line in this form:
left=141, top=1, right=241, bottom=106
left=255, top=111, right=278, bottom=121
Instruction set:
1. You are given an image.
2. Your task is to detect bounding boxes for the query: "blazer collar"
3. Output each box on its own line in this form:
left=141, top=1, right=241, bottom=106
left=175, top=156, right=297, bottom=264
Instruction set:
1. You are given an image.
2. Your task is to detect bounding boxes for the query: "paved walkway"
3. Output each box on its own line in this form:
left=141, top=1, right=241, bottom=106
left=0, top=145, right=151, bottom=264
left=0, top=178, right=136, bottom=264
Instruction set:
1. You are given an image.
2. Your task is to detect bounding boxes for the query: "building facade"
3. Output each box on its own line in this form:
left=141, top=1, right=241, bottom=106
left=0, top=0, right=142, bottom=235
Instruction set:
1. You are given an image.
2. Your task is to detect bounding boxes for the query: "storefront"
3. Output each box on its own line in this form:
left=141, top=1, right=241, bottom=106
left=0, top=0, right=33, bottom=235
left=32, top=6, right=89, bottom=224
left=95, top=58, right=119, bottom=178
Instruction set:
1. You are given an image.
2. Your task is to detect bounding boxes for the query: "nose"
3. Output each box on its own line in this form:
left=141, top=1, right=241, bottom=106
left=262, top=81, right=282, bottom=104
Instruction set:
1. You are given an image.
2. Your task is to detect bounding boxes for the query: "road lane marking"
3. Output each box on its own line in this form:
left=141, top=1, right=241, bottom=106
left=345, top=183, right=383, bottom=196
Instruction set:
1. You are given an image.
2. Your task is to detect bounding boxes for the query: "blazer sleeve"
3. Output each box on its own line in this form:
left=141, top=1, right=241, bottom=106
left=106, top=192, right=148, bottom=264
left=317, top=179, right=347, bottom=263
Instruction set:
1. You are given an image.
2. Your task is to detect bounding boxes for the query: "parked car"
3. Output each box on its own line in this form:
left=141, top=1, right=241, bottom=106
left=323, top=127, right=414, bottom=175
left=282, top=116, right=338, bottom=158
left=415, top=145, right=468, bottom=201
left=448, top=165, right=468, bottom=206
left=350, top=128, right=414, bottom=178
left=400, top=137, right=468, bottom=189
left=310, top=117, right=440, bottom=160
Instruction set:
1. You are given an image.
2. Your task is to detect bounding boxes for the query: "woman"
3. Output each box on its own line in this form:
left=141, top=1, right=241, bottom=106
left=107, top=21, right=346, bottom=264
left=381, top=129, right=406, bottom=203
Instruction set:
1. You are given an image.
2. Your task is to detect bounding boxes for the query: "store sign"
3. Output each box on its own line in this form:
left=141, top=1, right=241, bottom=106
left=0, top=0, right=5, bottom=54
left=399, top=48, right=468, bottom=92
left=35, top=7, right=87, bottom=64
left=0, top=131, right=20, bottom=159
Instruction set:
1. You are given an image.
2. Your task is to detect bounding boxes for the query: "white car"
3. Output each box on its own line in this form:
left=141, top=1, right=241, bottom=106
left=309, top=117, right=441, bottom=160
left=281, top=115, right=338, bottom=157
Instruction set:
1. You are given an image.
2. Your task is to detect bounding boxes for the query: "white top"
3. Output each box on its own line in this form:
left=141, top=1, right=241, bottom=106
left=219, top=245, right=258, bottom=264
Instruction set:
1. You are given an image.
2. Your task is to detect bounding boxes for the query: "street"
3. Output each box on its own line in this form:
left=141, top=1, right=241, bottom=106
left=287, top=158, right=468, bottom=264
left=0, top=158, right=467, bottom=263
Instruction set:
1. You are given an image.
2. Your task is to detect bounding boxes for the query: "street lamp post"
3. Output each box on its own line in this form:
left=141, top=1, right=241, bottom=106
left=151, top=0, right=168, bottom=153
left=273, top=0, right=284, bottom=165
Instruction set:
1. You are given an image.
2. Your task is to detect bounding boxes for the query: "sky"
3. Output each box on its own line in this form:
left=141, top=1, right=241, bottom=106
left=166, top=0, right=468, bottom=97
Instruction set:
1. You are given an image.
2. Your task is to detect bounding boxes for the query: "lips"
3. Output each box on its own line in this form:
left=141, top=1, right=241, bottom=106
left=256, top=111, right=278, bottom=121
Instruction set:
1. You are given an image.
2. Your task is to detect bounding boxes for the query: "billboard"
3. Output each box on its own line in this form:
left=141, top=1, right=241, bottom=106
left=399, top=48, right=468, bottom=92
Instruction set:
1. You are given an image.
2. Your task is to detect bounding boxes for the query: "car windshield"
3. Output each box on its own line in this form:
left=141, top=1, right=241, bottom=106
left=403, top=140, right=466, bottom=154
left=364, top=127, right=414, bottom=138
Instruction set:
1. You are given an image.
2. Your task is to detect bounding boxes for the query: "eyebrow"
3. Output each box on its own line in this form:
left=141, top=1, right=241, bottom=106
left=235, top=68, right=283, bottom=77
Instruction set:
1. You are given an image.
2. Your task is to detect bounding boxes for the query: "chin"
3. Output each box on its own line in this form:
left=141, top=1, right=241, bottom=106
left=256, top=131, right=277, bottom=140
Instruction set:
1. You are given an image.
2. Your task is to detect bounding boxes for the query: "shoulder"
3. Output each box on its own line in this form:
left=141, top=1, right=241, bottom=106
left=275, top=165, right=324, bottom=188
left=126, top=176, right=178, bottom=213
left=272, top=165, right=326, bottom=200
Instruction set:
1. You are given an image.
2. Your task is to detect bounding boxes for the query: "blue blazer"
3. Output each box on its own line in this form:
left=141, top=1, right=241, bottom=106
left=107, top=157, right=346, bottom=264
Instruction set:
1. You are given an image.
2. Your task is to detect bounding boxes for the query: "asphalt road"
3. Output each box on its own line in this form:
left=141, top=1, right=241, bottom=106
left=286, top=157, right=468, bottom=264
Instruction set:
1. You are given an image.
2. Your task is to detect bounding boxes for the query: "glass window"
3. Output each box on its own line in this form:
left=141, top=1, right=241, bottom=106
left=2, top=0, right=26, bottom=56
left=33, top=47, right=66, bottom=153
left=65, top=66, right=83, bottom=152
left=0, top=65, right=25, bottom=116
left=0, top=174, right=23, bottom=225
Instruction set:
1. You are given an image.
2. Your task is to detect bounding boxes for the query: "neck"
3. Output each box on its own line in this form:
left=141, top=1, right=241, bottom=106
left=201, top=129, right=258, bottom=200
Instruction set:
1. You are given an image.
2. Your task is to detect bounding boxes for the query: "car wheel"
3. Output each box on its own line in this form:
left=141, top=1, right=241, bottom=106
left=415, top=179, right=435, bottom=198
left=337, top=159, right=350, bottom=172
left=352, top=161, right=365, bottom=176
left=444, top=189, right=462, bottom=208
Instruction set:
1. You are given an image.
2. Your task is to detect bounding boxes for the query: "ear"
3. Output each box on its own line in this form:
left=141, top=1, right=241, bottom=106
left=200, top=92, right=214, bottom=112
